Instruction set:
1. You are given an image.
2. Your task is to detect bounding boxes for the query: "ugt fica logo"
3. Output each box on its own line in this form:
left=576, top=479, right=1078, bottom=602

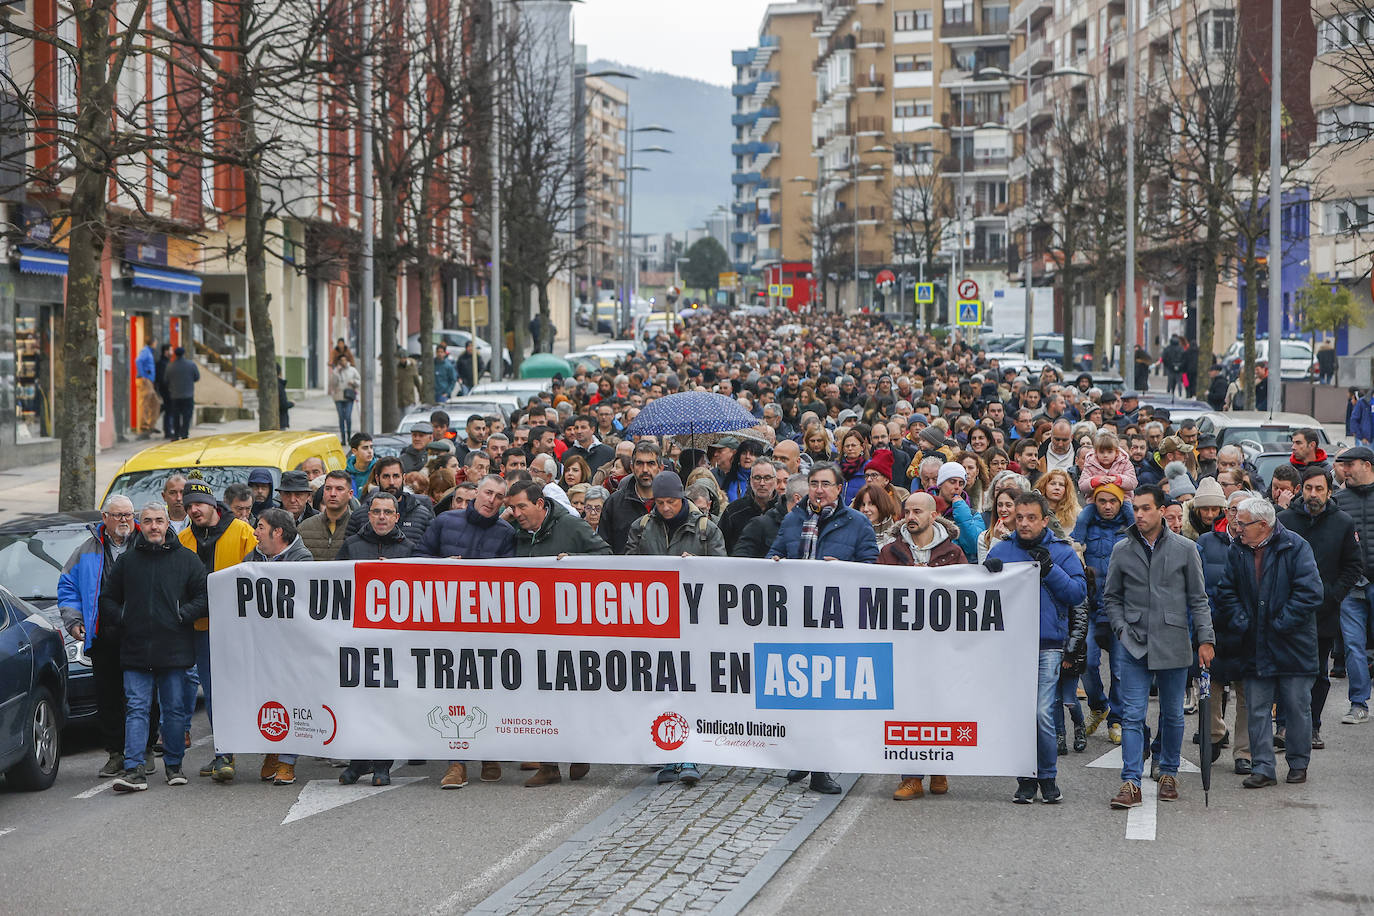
left=258, top=702, right=290, bottom=741
left=651, top=712, right=690, bottom=751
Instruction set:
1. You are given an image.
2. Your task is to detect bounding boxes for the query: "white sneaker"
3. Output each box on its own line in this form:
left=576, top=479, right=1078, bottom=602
left=1341, top=705, right=1369, bottom=725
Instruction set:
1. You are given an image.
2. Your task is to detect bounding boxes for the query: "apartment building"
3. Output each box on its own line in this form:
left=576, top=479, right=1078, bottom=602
left=577, top=68, right=628, bottom=302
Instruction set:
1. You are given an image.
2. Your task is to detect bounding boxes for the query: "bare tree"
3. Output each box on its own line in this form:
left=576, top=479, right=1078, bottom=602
left=798, top=209, right=851, bottom=314
left=891, top=156, right=950, bottom=327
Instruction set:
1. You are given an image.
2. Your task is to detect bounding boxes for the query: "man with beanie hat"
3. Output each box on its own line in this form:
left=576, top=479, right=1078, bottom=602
left=1165, top=462, right=1196, bottom=499
left=935, top=461, right=986, bottom=562
left=178, top=480, right=257, bottom=782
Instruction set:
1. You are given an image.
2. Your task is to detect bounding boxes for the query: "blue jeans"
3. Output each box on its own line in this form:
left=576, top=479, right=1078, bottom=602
left=1052, top=673, right=1084, bottom=735
left=1246, top=675, right=1315, bottom=779
left=1339, top=584, right=1373, bottom=708
left=335, top=399, right=353, bottom=443
left=1037, top=649, right=1064, bottom=779
left=1118, top=650, right=1187, bottom=785
left=184, top=629, right=213, bottom=728
left=124, top=668, right=191, bottom=768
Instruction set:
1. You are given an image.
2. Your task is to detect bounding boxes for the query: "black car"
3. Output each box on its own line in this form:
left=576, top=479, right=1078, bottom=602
left=0, top=512, right=103, bottom=724
left=0, top=584, right=66, bottom=790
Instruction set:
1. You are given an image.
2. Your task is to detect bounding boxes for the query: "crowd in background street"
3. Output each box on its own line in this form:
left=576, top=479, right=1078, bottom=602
left=66, top=307, right=1368, bottom=809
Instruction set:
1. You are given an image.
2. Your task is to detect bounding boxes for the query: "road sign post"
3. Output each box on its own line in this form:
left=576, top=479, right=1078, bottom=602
left=955, top=299, right=983, bottom=328
left=457, top=295, right=487, bottom=385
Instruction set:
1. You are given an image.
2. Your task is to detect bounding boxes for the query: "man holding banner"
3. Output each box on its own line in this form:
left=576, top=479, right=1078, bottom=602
left=988, top=492, right=1087, bottom=805
left=769, top=461, right=879, bottom=795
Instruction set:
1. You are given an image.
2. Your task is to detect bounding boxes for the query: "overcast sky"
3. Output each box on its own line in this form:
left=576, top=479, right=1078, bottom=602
left=577, top=0, right=778, bottom=86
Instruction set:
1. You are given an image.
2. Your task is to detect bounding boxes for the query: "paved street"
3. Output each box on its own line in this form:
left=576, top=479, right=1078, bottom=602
left=5, top=687, right=1374, bottom=914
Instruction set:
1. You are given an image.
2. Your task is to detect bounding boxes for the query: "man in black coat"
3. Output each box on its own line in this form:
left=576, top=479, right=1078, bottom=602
left=164, top=347, right=200, bottom=441
left=1279, top=466, right=1364, bottom=747
left=735, top=477, right=807, bottom=558
left=345, top=457, right=435, bottom=550
left=598, top=441, right=661, bottom=554
left=719, top=459, right=780, bottom=554
left=100, top=502, right=208, bottom=792
left=337, top=492, right=416, bottom=561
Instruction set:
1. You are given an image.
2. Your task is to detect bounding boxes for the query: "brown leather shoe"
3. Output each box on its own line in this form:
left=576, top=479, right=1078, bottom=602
left=259, top=754, right=279, bottom=782
left=524, top=764, right=562, bottom=787
left=569, top=763, right=590, bottom=781
left=929, top=775, right=949, bottom=795
left=520, top=761, right=540, bottom=770
left=480, top=761, right=501, bottom=782
left=893, top=777, right=924, bottom=800
left=1158, top=774, right=1179, bottom=801
left=441, top=762, right=467, bottom=789
left=1110, top=781, right=1142, bottom=808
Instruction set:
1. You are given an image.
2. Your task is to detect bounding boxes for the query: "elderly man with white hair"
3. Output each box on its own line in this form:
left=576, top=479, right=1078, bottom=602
left=528, top=453, right=573, bottom=510
left=1214, top=496, right=1326, bottom=788
left=59, top=494, right=149, bottom=780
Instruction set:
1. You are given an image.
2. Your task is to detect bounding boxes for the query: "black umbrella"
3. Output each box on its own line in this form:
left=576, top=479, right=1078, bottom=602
left=1199, top=667, right=1212, bottom=806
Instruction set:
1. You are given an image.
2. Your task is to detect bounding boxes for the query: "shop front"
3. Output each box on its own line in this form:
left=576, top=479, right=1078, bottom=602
left=0, top=249, right=68, bottom=470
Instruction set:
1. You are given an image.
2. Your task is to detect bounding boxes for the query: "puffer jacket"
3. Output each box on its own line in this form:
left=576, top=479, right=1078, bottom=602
left=1197, top=529, right=1242, bottom=682
left=1071, top=500, right=1135, bottom=613
left=346, top=489, right=435, bottom=551
left=1078, top=449, right=1139, bottom=497
left=877, top=516, right=966, bottom=567
left=627, top=504, right=726, bottom=557
left=1277, top=499, right=1364, bottom=638
left=1335, top=480, right=1374, bottom=574
left=246, top=535, right=315, bottom=563
left=298, top=511, right=352, bottom=561
left=336, top=524, right=415, bottom=560
left=58, top=523, right=130, bottom=649
left=515, top=501, right=612, bottom=558
left=98, top=533, right=208, bottom=669
left=1213, top=521, right=1325, bottom=678
left=987, top=527, right=1087, bottom=649
left=766, top=503, right=879, bottom=563
left=417, top=504, right=516, bottom=559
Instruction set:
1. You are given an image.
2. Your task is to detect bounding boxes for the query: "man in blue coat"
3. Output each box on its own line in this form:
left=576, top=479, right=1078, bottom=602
left=768, top=461, right=878, bottom=795
left=1071, top=482, right=1135, bottom=743
left=58, top=495, right=153, bottom=779
left=1214, top=497, right=1325, bottom=788
left=989, top=491, right=1087, bottom=804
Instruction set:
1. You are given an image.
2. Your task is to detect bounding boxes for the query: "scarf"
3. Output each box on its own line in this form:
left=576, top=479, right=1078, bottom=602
left=839, top=455, right=866, bottom=480
left=799, top=502, right=837, bottom=560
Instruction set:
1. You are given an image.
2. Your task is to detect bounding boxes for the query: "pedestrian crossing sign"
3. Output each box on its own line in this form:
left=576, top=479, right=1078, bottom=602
left=768, top=284, right=780, bottom=296
left=915, top=282, right=934, bottom=304
left=956, top=299, right=982, bottom=327
left=780, top=284, right=793, bottom=298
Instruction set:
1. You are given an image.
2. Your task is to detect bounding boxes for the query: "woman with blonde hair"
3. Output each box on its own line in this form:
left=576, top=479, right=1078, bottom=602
left=978, top=478, right=1026, bottom=562
left=1035, top=468, right=1081, bottom=538
left=685, top=466, right=726, bottom=518
left=955, top=450, right=989, bottom=518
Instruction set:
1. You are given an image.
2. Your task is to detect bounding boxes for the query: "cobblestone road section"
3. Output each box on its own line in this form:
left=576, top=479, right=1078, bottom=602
left=470, top=767, right=857, bottom=915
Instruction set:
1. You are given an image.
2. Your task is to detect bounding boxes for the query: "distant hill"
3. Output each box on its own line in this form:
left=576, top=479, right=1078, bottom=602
left=589, top=61, right=731, bottom=235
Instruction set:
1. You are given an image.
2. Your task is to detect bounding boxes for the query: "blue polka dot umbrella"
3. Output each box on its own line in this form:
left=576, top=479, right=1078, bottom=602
left=623, top=390, right=760, bottom=438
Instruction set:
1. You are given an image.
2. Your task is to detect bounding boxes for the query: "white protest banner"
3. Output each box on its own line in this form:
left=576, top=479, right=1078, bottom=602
left=208, top=557, right=1040, bottom=776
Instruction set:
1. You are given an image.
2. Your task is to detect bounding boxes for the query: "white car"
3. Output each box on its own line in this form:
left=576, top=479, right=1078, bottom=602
left=406, top=329, right=512, bottom=373
left=1221, top=338, right=1315, bottom=381
left=1194, top=411, right=1331, bottom=456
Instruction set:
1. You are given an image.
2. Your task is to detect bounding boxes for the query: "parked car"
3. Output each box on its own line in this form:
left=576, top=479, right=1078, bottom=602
left=468, top=379, right=553, bottom=404
left=397, top=396, right=520, bottom=434
left=1139, top=395, right=1213, bottom=425
left=102, top=430, right=348, bottom=509
left=0, top=584, right=66, bottom=790
left=565, top=351, right=616, bottom=374
left=583, top=342, right=640, bottom=361
left=1221, top=338, right=1316, bottom=381
left=594, top=302, right=619, bottom=335
left=405, top=329, right=512, bottom=375
left=1250, top=451, right=1293, bottom=491
left=1193, top=411, right=1331, bottom=455
left=0, top=513, right=101, bottom=727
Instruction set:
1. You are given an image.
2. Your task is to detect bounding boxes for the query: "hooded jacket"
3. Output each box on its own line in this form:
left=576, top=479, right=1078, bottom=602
left=417, top=504, right=517, bottom=559
left=98, top=533, right=208, bottom=669
left=1078, top=448, right=1139, bottom=498
left=58, top=522, right=134, bottom=649
left=179, top=508, right=257, bottom=631
left=1277, top=499, right=1364, bottom=638
left=1289, top=448, right=1330, bottom=473
left=346, top=489, right=435, bottom=550
left=627, top=503, right=726, bottom=557
left=246, top=535, right=315, bottom=563
left=877, top=516, right=966, bottom=567
left=1213, top=521, right=1325, bottom=678
left=515, top=501, right=612, bottom=558
left=345, top=455, right=377, bottom=496
left=987, top=527, right=1087, bottom=649
left=336, top=524, right=415, bottom=560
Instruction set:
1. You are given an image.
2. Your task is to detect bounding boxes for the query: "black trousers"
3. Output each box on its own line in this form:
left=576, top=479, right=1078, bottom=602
left=89, top=636, right=157, bottom=756
left=170, top=398, right=194, bottom=439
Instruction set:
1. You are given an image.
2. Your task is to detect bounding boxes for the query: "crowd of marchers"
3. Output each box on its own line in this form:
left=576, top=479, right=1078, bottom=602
left=62, top=309, right=1366, bottom=808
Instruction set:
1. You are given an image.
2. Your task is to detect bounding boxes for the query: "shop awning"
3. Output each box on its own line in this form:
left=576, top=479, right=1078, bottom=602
left=131, top=265, right=202, bottom=295
left=17, top=245, right=68, bottom=276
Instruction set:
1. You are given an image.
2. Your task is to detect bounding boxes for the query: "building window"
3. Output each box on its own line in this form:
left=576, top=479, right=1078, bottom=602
left=1318, top=103, right=1374, bottom=143
left=1201, top=10, right=1234, bottom=53
left=915, top=54, right=933, bottom=72
left=943, top=2, right=973, bottom=25
left=895, top=55, right=915, bottom=73
left=915, top=142, right=935, bottom=164
left=1318, top=13, right=1374, bottom=53
left=895, top=10, right=932, bottom=31
left=57, top=11, right=77, bottom=113
left=895, top=100, right=933, bottom=118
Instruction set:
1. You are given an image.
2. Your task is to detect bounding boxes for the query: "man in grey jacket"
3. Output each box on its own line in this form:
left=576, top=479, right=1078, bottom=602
left=1103, top=485, right=1216, bottom=809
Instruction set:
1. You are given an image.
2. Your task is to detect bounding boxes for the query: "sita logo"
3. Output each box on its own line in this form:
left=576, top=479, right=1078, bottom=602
left=651, top=712, right=689, bottom=751
left=258, top=702, right=290, bottom=742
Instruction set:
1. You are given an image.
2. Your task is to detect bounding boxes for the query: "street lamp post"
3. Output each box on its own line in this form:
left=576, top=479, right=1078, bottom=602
left=1267, top=0, right=1284, bottom=410
left=620, top=123, right=672, bottom=336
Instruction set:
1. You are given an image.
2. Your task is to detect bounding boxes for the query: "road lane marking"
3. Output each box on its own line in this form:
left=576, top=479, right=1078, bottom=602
left=0, top=827, right=14, bottom=838
left=281, top=776, right=425, bottom=825
left=1086, top=745, right=1200, bottom=773
left=74, top=781, right=115, bottom=799
left=1127, top=778, right=1159, bottom=841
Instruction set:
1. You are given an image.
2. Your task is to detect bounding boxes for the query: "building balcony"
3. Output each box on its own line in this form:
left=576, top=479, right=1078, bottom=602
left=732, top=49, right=756, bottom=68
left=857, top=29, right=885, bottom=48
left=856, top=115, right=885, bottom=135
left=731, top=231, right=754, bottom=245
left=1011, top=0, right=1052, bottom=28
left=940, top=154, right=1011, bottom=175
left=732, top=200, right=757, bottom=215
left=731, top=106, right=779, bottom=127
left=757, top=179, right=782, bottom=196
left=732, top=171, right=764, bottom=186
left=757, top=248, right=782, bottom=263
left=1008, top=92, right=1051, bottom=130
left=855, top=73, right=885, bottom=92
left=732, top=140, right=780, bottom=157
left=1011, top=35, right=1052, bottom=75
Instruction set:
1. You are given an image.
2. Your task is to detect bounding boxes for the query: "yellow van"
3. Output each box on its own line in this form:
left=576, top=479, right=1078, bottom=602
left=101, top=430, right=347, bottom=509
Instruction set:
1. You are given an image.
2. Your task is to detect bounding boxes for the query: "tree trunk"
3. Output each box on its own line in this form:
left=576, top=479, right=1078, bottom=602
left=1093, top=282, right=1107, bottom=374
left=1060, top=266, right=1074, bottom=374
left=58, top=169, right=106, bottom=511
left=505, top=280, right=525, bottom=371
left=1241, top=246, right=1258, bottom=410
left=537, top=281, right=552, bottom=355
left=242, top=136, right=280, bottom=430
left=417, top=255, right=436, bottom=402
